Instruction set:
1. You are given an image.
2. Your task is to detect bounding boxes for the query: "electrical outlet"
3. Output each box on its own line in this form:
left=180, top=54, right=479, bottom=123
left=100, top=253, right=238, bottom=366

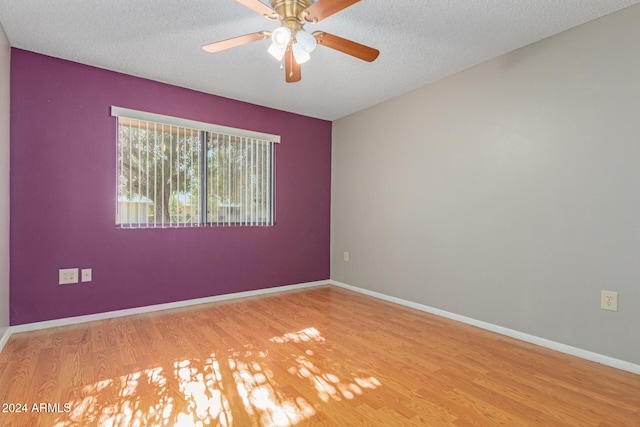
left=59, top=268, right=79, bottom=285
left=601, top=290, right=618, bottom=312
left=343, top=251, right=349, bottom=262
left=81, top=268, right=92, bottom=282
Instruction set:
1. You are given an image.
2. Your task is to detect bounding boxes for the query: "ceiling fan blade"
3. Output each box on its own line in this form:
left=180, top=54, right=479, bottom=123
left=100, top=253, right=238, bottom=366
left=235, top=0, right=278, bottom=19
left=303, top=0, right=360, bottom=23
left=285, top=44, right=301, bottom=83
left=313, top=31, right=379, bottom=62
left=202, top=31, right=270, bottom=53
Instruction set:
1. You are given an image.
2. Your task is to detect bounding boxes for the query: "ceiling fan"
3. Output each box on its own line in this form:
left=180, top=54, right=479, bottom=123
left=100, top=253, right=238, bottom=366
left=202, top=0, right=380, bottom=83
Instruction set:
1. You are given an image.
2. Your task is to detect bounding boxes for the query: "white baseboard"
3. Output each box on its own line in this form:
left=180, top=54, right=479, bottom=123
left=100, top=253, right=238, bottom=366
left=6, top=278, right=639, bottom=376
left=9, top=280, right=328, bottom=334
left=329, top=280, right=640, bottom=375
left=0, top=326, right=10, bottom=353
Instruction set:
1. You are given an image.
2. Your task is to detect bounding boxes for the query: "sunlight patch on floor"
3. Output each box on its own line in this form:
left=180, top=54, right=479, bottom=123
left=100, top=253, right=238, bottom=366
left=287, top=354, right=381, bottom=403
left=269, top=327, right=325, bottom=344
left=52, top=326, right=381, bottom=426
left=173, top=357, right=233, bottom=426
left=231, top=353, right=316, bottom=426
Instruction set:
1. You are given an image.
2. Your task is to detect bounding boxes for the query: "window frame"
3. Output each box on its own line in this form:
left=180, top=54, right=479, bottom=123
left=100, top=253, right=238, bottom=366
left=112, top=106, right=279, bottom=228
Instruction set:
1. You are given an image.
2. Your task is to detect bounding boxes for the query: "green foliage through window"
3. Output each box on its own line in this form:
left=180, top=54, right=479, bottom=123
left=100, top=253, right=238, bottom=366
left=117, top=117, right=274, bottom=227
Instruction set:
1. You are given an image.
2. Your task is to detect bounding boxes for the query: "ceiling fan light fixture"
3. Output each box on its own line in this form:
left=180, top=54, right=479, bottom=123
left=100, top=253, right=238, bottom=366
left=292, top=42, right=311, bottom=64
left=268, top=42, right=286, bottom=61
left=295, top=29, right=317, bottom=53
left=271, top=26, right=292, bottom=47
left=202, top=0, right=379, bottom=83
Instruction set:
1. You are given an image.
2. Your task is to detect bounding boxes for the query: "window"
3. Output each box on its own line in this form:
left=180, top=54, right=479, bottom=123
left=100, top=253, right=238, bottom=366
left=112, top=107, right=279, bottom=227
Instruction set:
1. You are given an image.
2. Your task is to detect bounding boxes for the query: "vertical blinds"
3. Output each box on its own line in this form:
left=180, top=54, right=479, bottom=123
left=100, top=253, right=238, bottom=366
left=112, top=107, right=277, bottom=228
left=206, top=132, right=274, bottom=226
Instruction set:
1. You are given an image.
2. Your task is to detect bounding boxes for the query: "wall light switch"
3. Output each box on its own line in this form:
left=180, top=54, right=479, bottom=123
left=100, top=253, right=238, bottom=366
left=343, top=251, right=349, bottom=262
left=81, top=268, right=92, bottom=282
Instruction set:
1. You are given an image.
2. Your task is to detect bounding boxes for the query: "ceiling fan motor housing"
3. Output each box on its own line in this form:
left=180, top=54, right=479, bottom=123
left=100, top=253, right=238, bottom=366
left=271, top=0, right=313, bottom=34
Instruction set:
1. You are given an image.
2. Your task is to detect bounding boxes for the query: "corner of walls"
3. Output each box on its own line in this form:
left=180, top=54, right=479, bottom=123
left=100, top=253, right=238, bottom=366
left=0, top=20, right=11, bottom=338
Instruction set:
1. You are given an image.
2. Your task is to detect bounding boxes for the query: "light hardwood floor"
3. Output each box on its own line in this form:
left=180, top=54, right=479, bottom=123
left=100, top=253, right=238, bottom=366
left=0, top=285, right=638, bottom=426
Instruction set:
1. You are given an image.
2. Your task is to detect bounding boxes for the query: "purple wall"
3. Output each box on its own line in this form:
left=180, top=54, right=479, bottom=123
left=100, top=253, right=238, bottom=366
left=10, top=49, right=331, bottom=325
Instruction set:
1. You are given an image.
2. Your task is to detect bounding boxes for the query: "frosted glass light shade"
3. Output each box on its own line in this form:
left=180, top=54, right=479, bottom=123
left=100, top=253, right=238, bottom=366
left=292, top=42, right=311, bottom=64
left=271, top=26, right=292, bottom=47
left=268, top=43, right=286, bottom=61
left=295, top=30, right=317, bottom=53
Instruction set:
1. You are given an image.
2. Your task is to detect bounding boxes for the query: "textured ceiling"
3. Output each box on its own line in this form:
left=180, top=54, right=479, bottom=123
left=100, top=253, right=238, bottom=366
left=0, top=0, right=638, bottom=120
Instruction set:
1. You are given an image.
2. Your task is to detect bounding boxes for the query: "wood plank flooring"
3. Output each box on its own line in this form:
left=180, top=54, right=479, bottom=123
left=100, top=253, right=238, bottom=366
left=0, top=285, right=638, bottom=426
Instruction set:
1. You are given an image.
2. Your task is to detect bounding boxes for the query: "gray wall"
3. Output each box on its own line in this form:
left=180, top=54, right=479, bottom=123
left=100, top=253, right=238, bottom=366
left=331, top=5, right=640, bottom=365
left=0, top=22, right=9, bottom=337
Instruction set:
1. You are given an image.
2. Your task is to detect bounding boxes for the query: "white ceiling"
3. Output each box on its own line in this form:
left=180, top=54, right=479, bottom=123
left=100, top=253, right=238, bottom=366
left=0, top=0, right=638, bottom=121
